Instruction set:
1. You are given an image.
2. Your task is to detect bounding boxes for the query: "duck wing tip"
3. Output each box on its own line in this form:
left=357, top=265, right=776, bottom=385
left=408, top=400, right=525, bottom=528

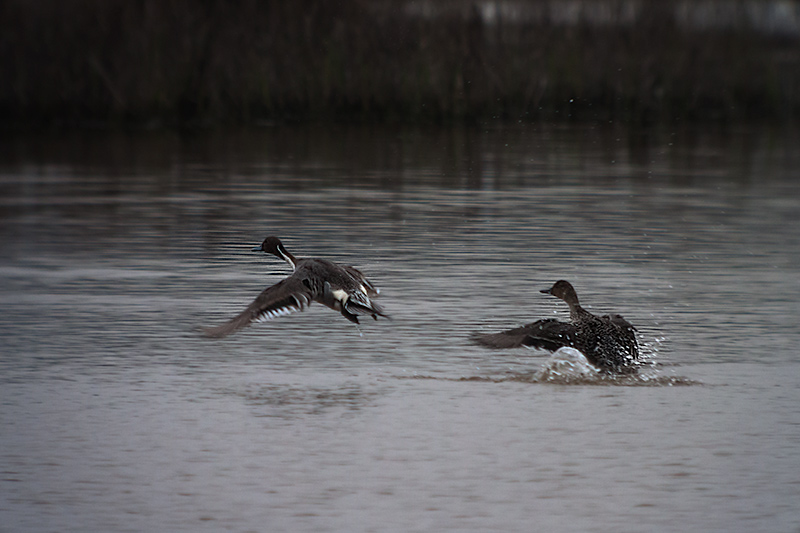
left=202, top=317, right=249, bottom=339
left=471, top=330, right=527, bottom=349
left=473, top=319, right=576, bottom=351
left=205, top=279, right=313, bottom=338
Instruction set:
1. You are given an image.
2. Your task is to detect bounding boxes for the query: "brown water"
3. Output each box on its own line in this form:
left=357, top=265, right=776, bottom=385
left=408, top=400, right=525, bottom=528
left=1, top=123, right=799, bottom=532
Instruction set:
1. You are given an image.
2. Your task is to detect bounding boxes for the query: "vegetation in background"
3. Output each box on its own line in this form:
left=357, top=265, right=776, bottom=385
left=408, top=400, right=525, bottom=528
left=1, top=0, right=798, bottom=128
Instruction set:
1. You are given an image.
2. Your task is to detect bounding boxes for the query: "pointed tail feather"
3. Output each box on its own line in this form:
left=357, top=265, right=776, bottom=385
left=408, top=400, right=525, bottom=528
left=345, top=298, right=389, bottom=320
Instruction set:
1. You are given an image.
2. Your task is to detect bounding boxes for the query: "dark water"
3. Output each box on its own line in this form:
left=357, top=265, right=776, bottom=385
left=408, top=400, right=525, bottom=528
left=1, top=123, right=799, bottom=532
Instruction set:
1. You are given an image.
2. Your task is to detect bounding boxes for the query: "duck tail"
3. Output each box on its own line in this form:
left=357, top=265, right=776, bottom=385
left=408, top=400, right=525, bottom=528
left=345, top=298, right=390, bottom=320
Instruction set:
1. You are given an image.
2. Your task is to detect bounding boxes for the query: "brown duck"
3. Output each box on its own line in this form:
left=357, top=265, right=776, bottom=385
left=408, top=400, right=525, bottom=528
left=473, top=280, right=639, bottom=373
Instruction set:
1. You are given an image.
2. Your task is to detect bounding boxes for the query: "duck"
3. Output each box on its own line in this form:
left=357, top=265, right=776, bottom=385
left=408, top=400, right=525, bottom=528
left=205, top=236, right=388, bottom=338
left=472, top=280, right=639, bottom=373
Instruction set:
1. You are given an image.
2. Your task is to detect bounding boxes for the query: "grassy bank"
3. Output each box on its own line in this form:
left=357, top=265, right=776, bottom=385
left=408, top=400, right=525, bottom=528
left=2, top=0, right=798, bottom=127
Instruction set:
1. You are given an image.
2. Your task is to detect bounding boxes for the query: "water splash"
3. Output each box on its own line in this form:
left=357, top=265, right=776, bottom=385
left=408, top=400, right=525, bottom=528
left=405, top=343, right=699, bottom=386
left=538, top=347, right=599, bottom=382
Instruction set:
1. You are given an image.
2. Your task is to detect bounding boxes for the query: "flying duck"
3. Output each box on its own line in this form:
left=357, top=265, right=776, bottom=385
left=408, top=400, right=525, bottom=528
left=205, top=236, right=388, bottom=338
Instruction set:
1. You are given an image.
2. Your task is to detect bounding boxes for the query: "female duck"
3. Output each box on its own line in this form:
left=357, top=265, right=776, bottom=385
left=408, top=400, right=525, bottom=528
left=473, top=280, right=638, bottom=373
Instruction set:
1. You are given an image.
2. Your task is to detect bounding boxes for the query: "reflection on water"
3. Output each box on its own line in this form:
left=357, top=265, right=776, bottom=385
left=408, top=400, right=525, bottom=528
left=1, top=123, right=800, bottom=532
left=231, top=382, right=379, bottom=419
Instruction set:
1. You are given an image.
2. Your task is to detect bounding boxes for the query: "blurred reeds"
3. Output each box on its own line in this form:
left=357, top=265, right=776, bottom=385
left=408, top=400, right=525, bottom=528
left=1, top=0, right=799, bottom=127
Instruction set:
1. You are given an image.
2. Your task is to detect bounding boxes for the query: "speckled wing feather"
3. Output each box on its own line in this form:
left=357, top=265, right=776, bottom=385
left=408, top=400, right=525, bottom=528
left=521, top=319, right=579, bottom=352
left=472, top=319, right=576, bottom=350
left=204, top=277, right=314, bottom=338
left=602, top=313, right=639, bottom=359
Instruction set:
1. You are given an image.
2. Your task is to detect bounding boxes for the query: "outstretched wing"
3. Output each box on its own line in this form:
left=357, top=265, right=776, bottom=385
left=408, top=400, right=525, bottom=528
left=472, top=319, right=576, bottom=350
left=204, top=277, right=314, bottom=338
left=522, top=319, right=578, bottom=352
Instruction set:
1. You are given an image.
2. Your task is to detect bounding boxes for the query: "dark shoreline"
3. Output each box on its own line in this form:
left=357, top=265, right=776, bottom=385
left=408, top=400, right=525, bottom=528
left=2, top=0, right=799, bottom=129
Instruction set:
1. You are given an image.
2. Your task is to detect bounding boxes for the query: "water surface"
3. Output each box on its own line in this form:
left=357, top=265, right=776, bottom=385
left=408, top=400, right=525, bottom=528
left=1, top=123, right=799, bottom=532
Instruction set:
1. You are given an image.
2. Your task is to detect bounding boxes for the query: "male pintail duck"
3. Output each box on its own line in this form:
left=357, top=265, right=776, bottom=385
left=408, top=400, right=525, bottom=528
left=205, top=236, right=388, bottom=338
left=473, top=280, right=639, bottom=373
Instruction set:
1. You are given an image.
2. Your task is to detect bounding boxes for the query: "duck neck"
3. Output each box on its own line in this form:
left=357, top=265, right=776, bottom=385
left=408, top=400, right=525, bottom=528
left=568, top=302, right=588, bottom=321
left=562, top=292, right=588, bottom=321
left=276, top=245, right=297, bottom=270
